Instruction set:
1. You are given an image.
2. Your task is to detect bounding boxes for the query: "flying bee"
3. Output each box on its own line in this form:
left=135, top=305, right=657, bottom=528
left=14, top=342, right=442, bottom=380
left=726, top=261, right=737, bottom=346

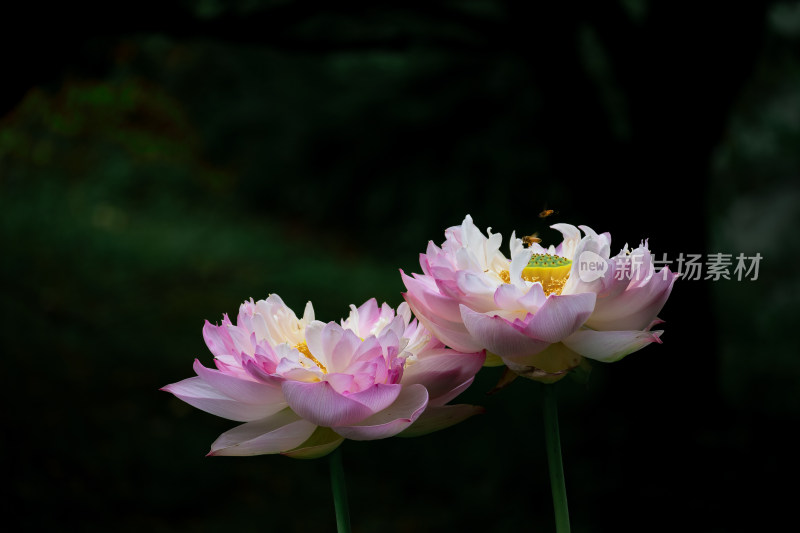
left=538, top=208, right=557, bottom=219
left=522, top=233, right=541, bottom=247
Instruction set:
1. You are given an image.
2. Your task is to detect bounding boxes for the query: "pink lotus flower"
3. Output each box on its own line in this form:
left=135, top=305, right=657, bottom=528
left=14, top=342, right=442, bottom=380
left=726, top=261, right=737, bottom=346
left=162, top=295, right=485, bottom=457
left=401, top=215, right=677, bottom=382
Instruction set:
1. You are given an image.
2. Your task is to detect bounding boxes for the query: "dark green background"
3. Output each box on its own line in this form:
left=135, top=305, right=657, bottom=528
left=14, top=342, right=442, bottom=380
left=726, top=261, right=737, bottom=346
left=3, top=1, right=799, bottom=531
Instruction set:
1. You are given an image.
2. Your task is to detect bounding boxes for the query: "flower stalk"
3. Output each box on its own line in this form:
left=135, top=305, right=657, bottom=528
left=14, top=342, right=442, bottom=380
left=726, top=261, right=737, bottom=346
left=543, top=383, right=570, bottom=533
left=329, top=446, right=352, bottom=533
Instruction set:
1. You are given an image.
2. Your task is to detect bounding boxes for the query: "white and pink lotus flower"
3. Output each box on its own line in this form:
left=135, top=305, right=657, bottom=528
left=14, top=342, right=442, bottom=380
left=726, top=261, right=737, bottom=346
left=162, top=296, right=485, bottom=457
left=401, top=215, right=678, bottom=383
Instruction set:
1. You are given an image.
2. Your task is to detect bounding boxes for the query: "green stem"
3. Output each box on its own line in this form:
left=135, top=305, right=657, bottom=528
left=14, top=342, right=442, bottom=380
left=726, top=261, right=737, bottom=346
left=329, top=446, right=352, bottom=533
left=542, top=383, right=571, bottom=533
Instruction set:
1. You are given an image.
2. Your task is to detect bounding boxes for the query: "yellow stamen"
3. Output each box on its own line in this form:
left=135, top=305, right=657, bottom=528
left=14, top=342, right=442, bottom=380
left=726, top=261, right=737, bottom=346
left=522, top=254, right=572, bottom=296
left=294, top=342, right=328, bottom=373
left=500, top=254, right=572, bottom=296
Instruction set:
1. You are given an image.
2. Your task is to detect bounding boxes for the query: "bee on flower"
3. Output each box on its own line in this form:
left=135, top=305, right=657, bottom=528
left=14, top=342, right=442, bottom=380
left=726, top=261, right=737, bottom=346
left=401, top=215, right=677, bottom=383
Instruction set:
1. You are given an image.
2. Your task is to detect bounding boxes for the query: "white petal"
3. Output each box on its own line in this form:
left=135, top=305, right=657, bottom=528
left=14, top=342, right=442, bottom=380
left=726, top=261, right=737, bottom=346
left=209, top=408, right=317, bottom=456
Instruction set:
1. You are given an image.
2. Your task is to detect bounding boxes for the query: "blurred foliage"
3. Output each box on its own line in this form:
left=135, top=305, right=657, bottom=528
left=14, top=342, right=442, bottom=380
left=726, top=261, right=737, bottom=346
left=126, top=36, right=557, bottom=259
left=0, top=77, right=410, bottom=532
left=710, top=1, right=800, bottom=416
left=3, top=0, right=799, bottom=532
